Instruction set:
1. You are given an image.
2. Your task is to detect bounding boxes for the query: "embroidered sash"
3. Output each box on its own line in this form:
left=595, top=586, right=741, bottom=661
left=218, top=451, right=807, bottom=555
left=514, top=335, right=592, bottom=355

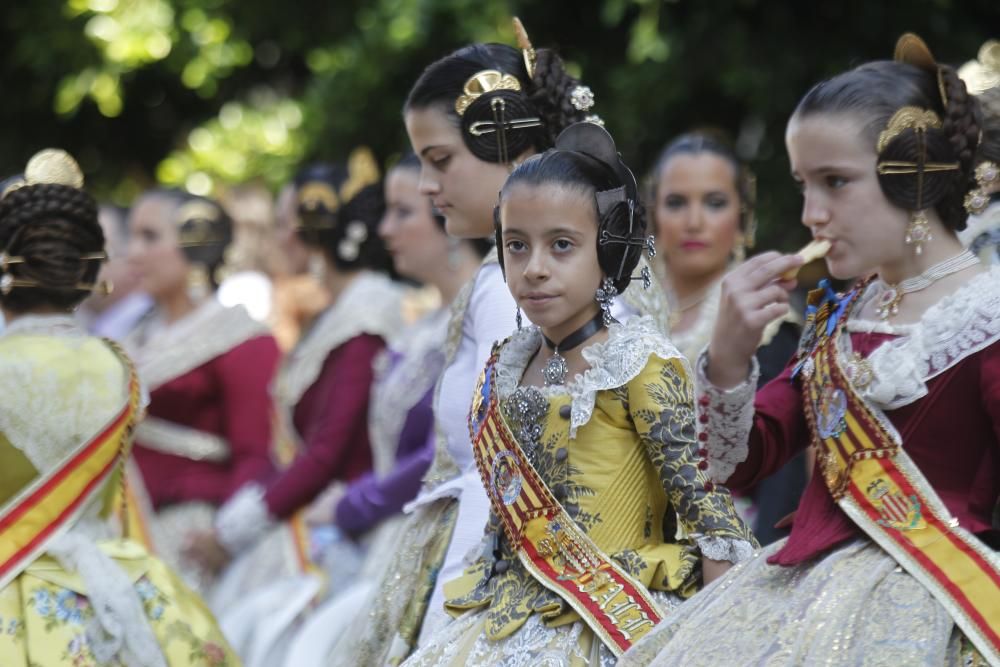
left=469, top=351, right=662, bottom=656
left=800, top=285, right=1000, bottom=664
left=0, top=344, right=141, bottom=589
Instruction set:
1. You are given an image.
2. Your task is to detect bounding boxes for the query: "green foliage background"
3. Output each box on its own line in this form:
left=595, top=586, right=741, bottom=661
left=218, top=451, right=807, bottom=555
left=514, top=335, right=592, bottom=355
left=0, top=0, right=996, bottom=249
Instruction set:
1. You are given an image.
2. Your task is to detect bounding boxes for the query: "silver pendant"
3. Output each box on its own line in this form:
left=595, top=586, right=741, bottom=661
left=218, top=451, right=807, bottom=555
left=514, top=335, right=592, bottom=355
left=542, top=352, right=568, bottom=386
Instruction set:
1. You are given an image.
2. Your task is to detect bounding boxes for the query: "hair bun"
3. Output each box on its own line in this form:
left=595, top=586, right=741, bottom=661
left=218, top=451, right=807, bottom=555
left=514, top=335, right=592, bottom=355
left=460, top=89, right=543, bottom=163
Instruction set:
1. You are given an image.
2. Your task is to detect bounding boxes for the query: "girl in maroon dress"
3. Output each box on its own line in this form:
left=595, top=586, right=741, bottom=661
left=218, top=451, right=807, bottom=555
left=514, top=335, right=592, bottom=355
left=189, top=150, right=404, bottom=618
left=126, top=190, right=280, bottom=592
left=622, top=34, right=999, bottom=667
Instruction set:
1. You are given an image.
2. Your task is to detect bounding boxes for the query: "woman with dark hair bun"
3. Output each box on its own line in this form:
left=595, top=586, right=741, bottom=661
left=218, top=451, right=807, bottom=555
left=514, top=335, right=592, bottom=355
left=623, top=34, right=1000, bottom=666
left=402, top=121, right=754, bottom=666
left=125, top=187, right=280, bottom=593
left=190, top=148, right=405, bottom=638
left=650, top=132, right=805, bottom=545
left=0, top=149, right=237, bottom=666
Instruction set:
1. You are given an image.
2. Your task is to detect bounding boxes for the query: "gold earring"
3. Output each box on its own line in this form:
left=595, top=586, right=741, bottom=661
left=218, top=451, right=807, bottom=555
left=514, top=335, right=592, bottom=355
left=187, top=263, right=210, bottom=301
left=905, top=210, right=933, bottom=255
left=732, top=233, right=747, bottom=264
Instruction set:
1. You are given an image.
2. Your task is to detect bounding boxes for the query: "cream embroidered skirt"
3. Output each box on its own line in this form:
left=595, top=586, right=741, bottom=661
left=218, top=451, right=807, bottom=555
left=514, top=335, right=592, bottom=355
left=620, top=538, right=986, bottom=667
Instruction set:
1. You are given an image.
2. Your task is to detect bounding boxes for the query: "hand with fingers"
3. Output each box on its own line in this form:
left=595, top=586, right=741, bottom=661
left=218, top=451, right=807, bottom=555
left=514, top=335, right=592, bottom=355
left=707, top=251, right=803, bottom=389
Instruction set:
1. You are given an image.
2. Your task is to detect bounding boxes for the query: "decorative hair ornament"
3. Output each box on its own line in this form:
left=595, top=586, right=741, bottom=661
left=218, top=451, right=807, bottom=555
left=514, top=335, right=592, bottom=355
left=964, top=161, right=1000, bottom=215
left=512, top=17, right=536, bottom=80
left=298, top=147, right=381, bottom=233
left=570, top=86, right=595, bottom=112
left=958, top=39, right=1000, bottom=95
left=554, top=123, right=656, bottom=290
left=298, top=181, right=339, bottom=216
left=0, top=149, right=110, bottom=296
left=894, top=33, right=948, bottom=109
left=176, top=200, right=227, bottom=248
left=455, top=71, right=523, bottom=116
left=340, top=147, right=381, bottom=203
left=876, top=106, right=960, bottom=255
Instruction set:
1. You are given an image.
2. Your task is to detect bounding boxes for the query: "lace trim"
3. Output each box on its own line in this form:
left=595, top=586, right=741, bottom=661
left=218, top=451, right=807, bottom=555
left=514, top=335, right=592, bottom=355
left=494, top=316, right=685, bottom=438
left=4, top=313, right=85, bottom=337
left=273, top=271, right=402, bottom=410
left=368, top=309, right=448, bottom=477
left=215, top=484, right=276, bottom=553
left=846, top=266, right=1000, bottom=409
left=126, top=299, right=268, bottom=391
left=0, top=334, right=125, bottom=474
left=694, top=534, right=756, bottom=564
left=134, top=417, right=229, bottom=462
left=47, top=533, right=167, bottom=667
left=694, top=351, right=759, bottom=483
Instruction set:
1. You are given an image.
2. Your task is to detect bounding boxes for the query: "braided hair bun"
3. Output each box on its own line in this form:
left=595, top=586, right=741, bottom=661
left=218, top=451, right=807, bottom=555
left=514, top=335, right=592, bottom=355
left=406, top=30, right=592, bottom=165
left=795, top=34, right=987, bottom=233
left=0, top=152, right=104, bottom=313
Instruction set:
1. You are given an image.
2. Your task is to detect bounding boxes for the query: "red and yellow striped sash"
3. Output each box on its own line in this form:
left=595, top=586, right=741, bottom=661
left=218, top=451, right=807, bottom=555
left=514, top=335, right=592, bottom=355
left=0, top=355, right=140, bottom=589
left=804, top=325, right=1000, bottom=664
left=469, top=358, right=662, bottom=656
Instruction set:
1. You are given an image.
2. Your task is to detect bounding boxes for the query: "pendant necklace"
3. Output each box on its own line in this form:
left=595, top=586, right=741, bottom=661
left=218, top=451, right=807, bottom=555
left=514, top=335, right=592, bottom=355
left=540, top=311, right=605, bottom=387
left=875, top=249, right=980, bottom=320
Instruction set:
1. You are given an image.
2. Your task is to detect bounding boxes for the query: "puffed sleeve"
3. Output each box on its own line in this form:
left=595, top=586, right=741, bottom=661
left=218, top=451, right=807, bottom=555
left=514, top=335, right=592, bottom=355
left=628, top=354, right=758, bottom=563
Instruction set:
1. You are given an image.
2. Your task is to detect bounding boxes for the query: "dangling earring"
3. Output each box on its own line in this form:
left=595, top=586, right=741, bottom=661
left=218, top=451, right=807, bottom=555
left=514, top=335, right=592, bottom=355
left=905, top=210, right=933, bottom=255
left=964, top=161, right=1000, bottom=216
left=308, top=251, right=326, bottom=282
left=515, top=306, right=523, bottom=330
left=187, top=263, right=210, bottom=302
left=732, top=233, right=747, bottom=264
left=595, top=277, right=617, bottom=326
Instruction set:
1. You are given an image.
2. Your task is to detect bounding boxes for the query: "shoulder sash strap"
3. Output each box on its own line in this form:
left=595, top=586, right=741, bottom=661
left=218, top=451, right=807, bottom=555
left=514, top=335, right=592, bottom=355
left=0, top=341, right=141, bottom=589
left=468, top=349, right=662, bottom=656
left=801, top=290, right=1000, bottom=664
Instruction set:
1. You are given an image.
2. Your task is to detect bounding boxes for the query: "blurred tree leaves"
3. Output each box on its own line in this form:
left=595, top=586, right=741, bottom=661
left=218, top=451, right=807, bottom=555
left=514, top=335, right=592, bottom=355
left=0, top=0, right=996, bottom=247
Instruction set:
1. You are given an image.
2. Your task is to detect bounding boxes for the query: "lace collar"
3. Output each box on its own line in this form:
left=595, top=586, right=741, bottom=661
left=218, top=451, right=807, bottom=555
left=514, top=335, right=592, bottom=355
left=273, top=271, right=403, bottom=409
left=3, top=313, right=85, bottom=338
left=494, top=315, right=685, bottom=438
left=126, top=298, right=268, bottom=392
left=840, top=265, right=1000, bottom=409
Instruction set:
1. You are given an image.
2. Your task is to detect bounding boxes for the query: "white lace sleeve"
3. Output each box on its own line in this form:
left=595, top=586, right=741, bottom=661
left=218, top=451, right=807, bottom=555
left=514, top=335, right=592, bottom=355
left=215, top=484, right=276, bottom=553
left=695, top=350, right=759, bottom=483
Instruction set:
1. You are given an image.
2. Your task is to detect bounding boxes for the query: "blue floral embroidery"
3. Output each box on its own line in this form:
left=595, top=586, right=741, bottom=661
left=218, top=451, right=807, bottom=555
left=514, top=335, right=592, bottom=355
left=55, top=589, right=84, bottom=624
left=32, top=589, right=52, bottom=617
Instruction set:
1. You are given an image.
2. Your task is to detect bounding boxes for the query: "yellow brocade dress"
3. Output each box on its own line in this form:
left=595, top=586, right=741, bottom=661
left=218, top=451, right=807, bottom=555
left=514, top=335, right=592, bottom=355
left=0, top=315, right=238, bottom=667
left=402, top=316, right=757, bottom=666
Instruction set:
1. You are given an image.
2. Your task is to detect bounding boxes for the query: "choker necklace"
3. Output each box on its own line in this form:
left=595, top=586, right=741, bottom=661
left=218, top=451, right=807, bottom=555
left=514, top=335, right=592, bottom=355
left=540, top=311, right=606, bottom=386
left=875, top=249, right=980, bottom=319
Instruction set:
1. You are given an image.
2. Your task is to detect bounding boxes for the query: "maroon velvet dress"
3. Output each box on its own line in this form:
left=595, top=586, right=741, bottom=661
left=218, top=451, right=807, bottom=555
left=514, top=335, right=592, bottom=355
left=127, top=299, right=280, bottom=591
left=619, top=268, right=1000, bottom=666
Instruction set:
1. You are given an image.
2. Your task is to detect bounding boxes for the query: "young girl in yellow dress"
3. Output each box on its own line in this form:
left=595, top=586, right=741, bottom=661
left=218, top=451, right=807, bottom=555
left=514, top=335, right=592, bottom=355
left=401, top=122, right=755, bottom=666
left=0, top=149, right=237, bottom=666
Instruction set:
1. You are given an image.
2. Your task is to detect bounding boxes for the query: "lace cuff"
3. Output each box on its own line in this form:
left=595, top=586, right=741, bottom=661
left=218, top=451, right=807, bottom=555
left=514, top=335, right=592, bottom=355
left=694, top=534, right=756, bottom=564
left=215, top=484, right=276, bottom=554
left=695, top=350, right=758, bottom=483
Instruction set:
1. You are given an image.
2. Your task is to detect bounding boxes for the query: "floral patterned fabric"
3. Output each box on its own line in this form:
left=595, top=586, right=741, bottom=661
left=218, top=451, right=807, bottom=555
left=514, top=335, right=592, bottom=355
left=404, top=319, right=755, bottom=664
left=0, top=541, right=237, bottom=666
